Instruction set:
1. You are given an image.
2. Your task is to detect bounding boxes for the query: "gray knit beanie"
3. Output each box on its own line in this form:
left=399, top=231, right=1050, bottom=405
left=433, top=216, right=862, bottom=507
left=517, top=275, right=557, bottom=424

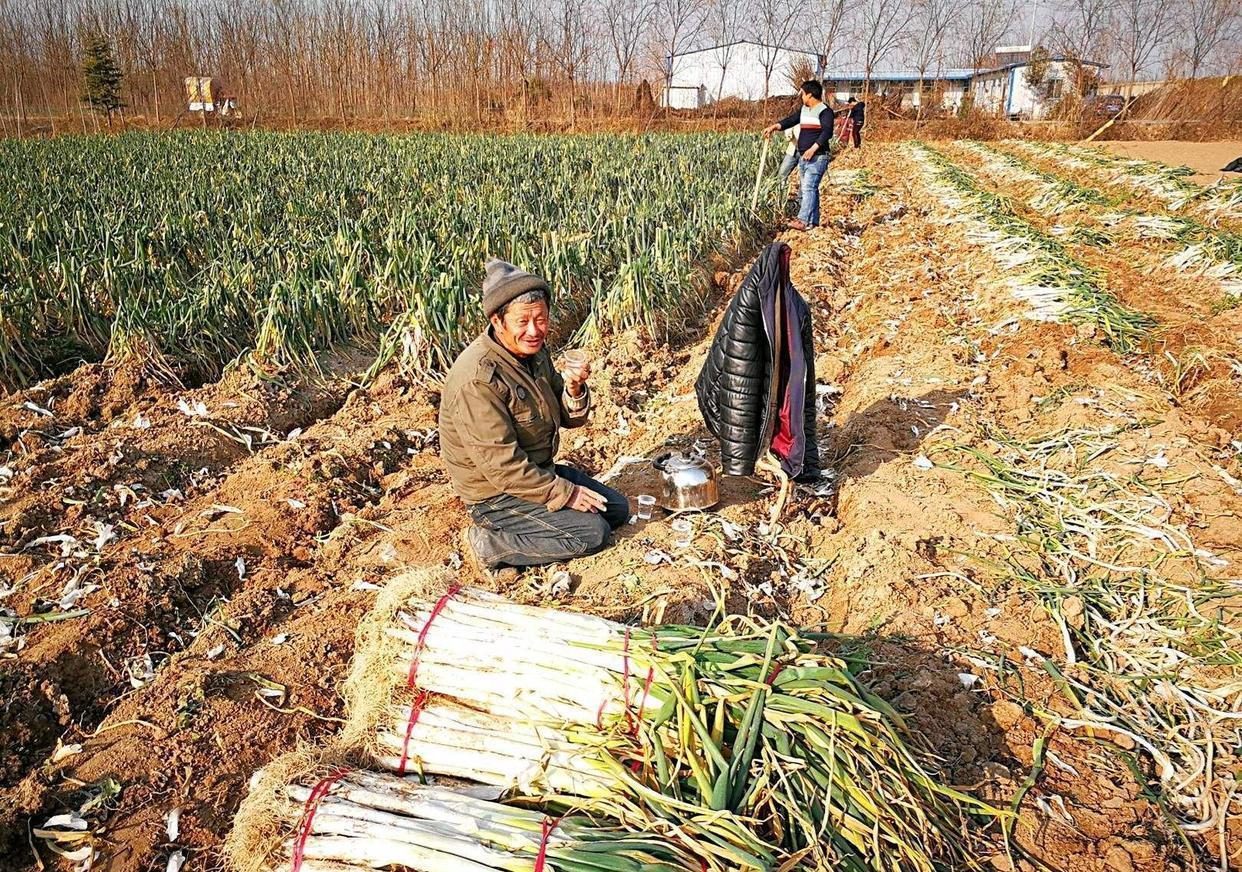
left=482, top=258, right=550, bottom=319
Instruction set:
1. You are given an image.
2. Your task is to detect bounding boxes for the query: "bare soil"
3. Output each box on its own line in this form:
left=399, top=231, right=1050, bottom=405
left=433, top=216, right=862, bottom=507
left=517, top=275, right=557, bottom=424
left=2, top=143, right=1239, bottom=872
left=1098, top=140, right=1242, bottom=185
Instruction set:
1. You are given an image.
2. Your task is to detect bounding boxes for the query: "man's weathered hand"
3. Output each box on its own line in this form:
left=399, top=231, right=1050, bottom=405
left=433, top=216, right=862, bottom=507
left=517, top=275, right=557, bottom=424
left=802, top=146, right=818, bottom=160
left=763, top=124, right=780, bottom=140
left=567, top=484, right=607, bottom=513
left=564, top=358, right=591, bottom=396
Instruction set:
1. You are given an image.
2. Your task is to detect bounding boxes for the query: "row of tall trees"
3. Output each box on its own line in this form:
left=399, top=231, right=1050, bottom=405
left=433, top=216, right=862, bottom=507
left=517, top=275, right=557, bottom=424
left=0, top=0, right=1237, bottom=128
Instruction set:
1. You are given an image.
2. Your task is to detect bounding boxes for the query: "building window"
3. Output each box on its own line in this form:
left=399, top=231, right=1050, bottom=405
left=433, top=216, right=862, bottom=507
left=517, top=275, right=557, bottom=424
left=1048, top=79, right=1064, bottom=99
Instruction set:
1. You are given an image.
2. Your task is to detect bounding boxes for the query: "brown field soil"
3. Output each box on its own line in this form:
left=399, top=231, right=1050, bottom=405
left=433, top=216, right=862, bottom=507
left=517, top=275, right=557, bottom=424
left=1097, top=140, right=1242, bottom=185
left=2, top=142, right=1240, bottom=872
left=946, top=140, right=1242, bottom=436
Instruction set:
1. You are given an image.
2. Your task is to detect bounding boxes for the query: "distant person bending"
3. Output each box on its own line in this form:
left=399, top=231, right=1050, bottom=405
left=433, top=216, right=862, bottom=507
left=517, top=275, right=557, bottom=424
left=438, top=260, right=630, bottom=577
left=763, top=81, right=834, bottom=231
left=847, top=97, right=865, bottom=148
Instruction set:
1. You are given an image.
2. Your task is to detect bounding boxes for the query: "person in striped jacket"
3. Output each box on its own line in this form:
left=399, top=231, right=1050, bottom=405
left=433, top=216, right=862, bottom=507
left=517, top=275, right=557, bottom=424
left=763, top=81, right=835, bottom=231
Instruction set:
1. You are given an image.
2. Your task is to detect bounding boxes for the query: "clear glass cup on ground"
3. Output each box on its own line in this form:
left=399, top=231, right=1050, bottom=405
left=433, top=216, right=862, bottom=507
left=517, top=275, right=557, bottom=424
left=636, top=494, right=657, bottom=520
left=671, top=518, right=693, bottom=549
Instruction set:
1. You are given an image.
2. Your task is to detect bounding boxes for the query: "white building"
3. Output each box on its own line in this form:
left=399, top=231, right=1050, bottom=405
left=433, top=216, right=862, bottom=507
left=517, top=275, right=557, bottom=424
left=822, top=70, right=977, bottom=111
left=662, top=41, right=826, bottom=109
left=663, top=41, right=1105, bottom=117
left=971, top=56, right=1107, bottom=118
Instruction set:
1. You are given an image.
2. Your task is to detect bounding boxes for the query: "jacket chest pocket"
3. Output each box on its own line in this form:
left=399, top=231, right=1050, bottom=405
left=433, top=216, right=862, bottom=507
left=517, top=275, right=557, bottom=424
left=509, top=384, right=541, bottom=424
left=511, top=387, right=559, bottom=451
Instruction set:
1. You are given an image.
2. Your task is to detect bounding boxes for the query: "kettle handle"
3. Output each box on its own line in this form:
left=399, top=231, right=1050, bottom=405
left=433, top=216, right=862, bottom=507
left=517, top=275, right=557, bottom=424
left=652, top=451, right=674, bottom=472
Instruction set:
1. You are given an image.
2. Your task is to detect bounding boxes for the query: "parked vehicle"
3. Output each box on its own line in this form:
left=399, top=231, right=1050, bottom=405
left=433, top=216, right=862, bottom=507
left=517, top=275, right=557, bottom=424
left=1083, top=94, right=1127, bottom=117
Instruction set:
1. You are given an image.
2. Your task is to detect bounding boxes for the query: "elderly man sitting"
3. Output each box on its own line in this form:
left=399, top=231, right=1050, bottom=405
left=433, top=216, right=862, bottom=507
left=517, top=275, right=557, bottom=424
left=439, top=259, right=631, bottom=575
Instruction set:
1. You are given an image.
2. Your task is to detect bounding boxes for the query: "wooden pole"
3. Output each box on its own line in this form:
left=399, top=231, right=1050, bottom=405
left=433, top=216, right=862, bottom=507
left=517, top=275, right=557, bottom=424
left=751, top=135, right=770, bottom=212
left=1081, top=116, right=1116, bottom=142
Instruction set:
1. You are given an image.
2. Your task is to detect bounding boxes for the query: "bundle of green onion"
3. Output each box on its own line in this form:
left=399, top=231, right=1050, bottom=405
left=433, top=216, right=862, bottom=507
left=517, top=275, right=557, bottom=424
left=229, top=757, right=705, bottom=872
left=372, top=699, right=622, bottom=798
left=345, top=582, right=996, bottom=871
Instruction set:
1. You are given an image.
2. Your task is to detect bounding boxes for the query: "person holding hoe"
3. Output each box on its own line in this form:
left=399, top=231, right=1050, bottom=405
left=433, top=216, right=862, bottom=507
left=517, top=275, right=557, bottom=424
left=764, top=80, right=835, bottom=231
left=439, top=259, right=630, bottom=579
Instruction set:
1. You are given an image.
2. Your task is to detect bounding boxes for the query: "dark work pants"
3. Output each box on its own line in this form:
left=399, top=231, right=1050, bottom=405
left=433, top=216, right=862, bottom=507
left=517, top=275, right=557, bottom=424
left=852, top=126, right=863, bottom=148
left=468, top=465, right=630, bottom=568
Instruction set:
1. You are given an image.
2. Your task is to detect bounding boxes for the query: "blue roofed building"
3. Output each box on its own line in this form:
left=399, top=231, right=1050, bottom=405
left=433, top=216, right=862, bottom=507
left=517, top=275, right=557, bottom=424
left=663, top=42, right=1107, bottom=117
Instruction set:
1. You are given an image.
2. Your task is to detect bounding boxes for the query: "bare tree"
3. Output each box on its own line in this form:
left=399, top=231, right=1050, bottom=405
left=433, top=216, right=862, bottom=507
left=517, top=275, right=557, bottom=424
left=1047, top=0, right=1115, bottom=95
left=543, top=0, right=594, bottom=126
left=1113, top=0, right=1176, bottom=101
left=852, top=0, right=916, bottom=97
left=649, top=0, right=708, bottom=105
left=754, top=0, right=797, bottom=99
left=706, top=0, right=744, bottom=107
left=495, top=0, right=539, bottom=123
left=602, top=0, right=652, bottom=109
left=958, top=0, right=1017, bottom=67
left=906, top=0, right=961, bottom=118
left=808, top=0, right=847, bottom=76
left=1174, top=0, right=1239, bottom=77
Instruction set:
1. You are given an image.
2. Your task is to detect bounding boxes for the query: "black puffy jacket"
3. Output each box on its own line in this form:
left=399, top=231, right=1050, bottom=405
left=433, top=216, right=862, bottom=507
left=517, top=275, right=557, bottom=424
left=695, top=242, right=820, bottom=479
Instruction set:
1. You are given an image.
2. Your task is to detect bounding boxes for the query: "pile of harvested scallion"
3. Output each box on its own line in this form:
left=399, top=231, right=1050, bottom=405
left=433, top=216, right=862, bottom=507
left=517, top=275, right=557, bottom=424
left=227, top=749, right=708, bottom=872
left=333, top=575, right=999, bottom=871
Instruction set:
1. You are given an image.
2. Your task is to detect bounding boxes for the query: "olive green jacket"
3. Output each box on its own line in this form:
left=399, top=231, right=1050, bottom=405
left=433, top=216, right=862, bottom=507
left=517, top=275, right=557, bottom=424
left=438, top=329, right=590, bottom=510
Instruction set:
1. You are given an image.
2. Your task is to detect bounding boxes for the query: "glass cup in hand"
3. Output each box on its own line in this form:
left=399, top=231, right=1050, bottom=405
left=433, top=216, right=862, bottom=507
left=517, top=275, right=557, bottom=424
left=562, top=348, right=590, bottom=381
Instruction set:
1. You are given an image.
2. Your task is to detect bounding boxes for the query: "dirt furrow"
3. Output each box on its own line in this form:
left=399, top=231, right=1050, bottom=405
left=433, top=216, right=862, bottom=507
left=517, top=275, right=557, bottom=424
left=945, top=141, right=1242, bottom=438
left=0, top=350, right=374, bottom=602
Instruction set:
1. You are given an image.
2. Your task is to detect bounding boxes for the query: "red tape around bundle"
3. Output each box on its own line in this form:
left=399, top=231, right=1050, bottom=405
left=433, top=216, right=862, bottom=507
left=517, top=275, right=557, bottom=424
left=597, top=628, right=634, bottom=730
left=396, top=584, right=460, bottom=775
left=290, top=766, right=351, bottom=872
left=406, top=584, right=461, bottom=688
left=396, top=689, right=430, bottom=775
left=635, top=632, right=657, bottom=723
left=533, top=815, right=563, bottom=872
left=625, top=635, right=657, bottom=773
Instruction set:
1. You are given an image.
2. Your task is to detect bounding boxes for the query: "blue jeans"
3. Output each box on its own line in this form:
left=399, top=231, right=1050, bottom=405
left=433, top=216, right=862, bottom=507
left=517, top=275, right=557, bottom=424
left=468, top=465, right=630, bottom=568
left=778, top=150, right=799, bottom=183
left=797, top=154, right=830, bottom=226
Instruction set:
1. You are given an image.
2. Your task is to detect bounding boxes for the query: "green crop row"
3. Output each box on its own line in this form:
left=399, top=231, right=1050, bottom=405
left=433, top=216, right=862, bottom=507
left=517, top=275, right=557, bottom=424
left=0, top=131, right=774, bottom=390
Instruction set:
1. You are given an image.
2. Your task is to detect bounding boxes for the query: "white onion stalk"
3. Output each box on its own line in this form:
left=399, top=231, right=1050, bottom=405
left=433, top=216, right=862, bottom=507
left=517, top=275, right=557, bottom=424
left=297, top=799, right=553, bottom=854
left=286, top=780, right=509, bottom=825
left=393, top=612, right=632, bottom=672
left=428, top=590, right=619, bottom=637
left=390, top=657, right=634, bottom=723
left=373, top=700, right=623, bottom=796
left=373, top=733, right=617, bottom=797
left=392, top=647, right=622, bottom=715
left=264, top=769, right=703, bottom=872
left=394, top=703, right=623, bottom=758
left=384, top=664, right=620, bottom=726
left=397, top=607, right=631, bottom=671
left=306, top=812, right=529, bottom=861
left=385, top=596, right=675, bottom=730
left=296, top=834, right=514, bottom=872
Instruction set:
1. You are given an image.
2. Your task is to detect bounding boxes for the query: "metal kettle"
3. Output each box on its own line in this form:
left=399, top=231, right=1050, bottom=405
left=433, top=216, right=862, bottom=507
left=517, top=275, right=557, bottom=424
left=652, top=451, right=719, bottom=511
